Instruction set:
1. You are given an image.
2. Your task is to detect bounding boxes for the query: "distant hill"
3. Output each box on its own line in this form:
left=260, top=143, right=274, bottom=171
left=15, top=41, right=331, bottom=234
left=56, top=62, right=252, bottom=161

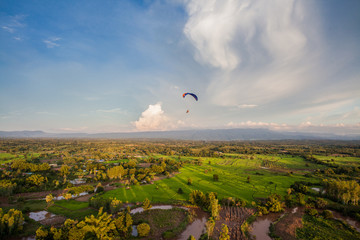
left=1, top=128, right=359, bottom=140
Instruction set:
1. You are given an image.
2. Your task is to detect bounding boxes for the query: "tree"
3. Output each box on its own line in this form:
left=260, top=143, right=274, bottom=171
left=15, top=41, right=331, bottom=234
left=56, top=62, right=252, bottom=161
left=208, top=192, right=219, bottom=219
left=142, top=198, right=152, bottom=211
left=60, top=165, right=70, bottom=177
left=137, top=223, right=150, bottom=237
left=187, top=235, right=196, bottom=240
left=247, top=176, right=250, bottom=183
left=213, top=174, right=219, bottom=181
left=0, top=208, right=24, bottom=237
left=64, top=193, right=72, bottom=201
left=205, top=218, right=215, bottom=239
left=219, top=224, right=230, bottom=240
left=46, top=194, right=54, bottom=208
left=188, top=178, right=192, bottom=185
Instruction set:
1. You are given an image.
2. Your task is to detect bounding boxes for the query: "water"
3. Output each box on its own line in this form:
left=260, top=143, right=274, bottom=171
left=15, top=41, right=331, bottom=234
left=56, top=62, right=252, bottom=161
left=131, top=225, right=138, bottom=237
left=69, top=178, right=86, bottom=185
left=29, top=211, right=55, bottom=221
left=177, top=208, right=208, bottom=240
left=250, top=217, right=273, bottom=240
left=130, top=205, right=208, bottom=240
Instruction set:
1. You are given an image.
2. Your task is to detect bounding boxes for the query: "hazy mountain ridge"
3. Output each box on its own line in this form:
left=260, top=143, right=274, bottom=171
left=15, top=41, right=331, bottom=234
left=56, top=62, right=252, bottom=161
left=1, top=129, right=359, bottom=140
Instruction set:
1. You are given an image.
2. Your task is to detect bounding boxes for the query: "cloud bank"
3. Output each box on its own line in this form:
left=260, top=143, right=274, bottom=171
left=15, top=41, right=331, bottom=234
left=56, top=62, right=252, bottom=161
left=183, top=0, right=359, bottom=125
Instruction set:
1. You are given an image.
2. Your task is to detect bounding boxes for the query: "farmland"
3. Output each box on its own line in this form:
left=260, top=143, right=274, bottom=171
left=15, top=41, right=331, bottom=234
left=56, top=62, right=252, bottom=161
left=0, top=139, right=360, bottom=239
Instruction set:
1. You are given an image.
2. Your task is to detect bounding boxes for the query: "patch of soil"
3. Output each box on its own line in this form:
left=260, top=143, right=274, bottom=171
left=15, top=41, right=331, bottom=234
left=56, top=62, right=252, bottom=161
left=132, top=208, right=187, bottom=239
left=75, top=193, right=95, bottom=202
left=213, top=206, right=255, bottom=240
left=39, top=215, right=66, bottom=227
left=274, top=207, right=304, bottom=240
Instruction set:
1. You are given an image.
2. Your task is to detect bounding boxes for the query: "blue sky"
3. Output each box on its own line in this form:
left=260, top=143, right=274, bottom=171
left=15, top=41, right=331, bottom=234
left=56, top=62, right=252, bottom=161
left=1, top=0, right=359, bottom=134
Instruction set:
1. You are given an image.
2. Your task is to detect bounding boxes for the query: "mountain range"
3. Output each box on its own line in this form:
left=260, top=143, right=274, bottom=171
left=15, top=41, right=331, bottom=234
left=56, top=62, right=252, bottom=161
left=1, top=129, right=359, bottom=141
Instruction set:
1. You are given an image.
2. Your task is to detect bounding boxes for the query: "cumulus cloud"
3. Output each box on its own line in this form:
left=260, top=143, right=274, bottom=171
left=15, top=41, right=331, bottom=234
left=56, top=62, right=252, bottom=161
left=133, top=103, right=174, bottom=131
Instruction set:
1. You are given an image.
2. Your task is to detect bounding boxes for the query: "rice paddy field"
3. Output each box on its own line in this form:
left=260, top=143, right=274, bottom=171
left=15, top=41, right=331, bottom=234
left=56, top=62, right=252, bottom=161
left=314, top=155, right=360, bottom=167
left=101, top=154, right=322, bottom=203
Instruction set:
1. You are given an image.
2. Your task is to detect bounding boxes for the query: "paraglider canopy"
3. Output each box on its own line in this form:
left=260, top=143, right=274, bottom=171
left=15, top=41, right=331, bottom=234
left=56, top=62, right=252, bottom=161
left=182, top=93, right=198, bottom=101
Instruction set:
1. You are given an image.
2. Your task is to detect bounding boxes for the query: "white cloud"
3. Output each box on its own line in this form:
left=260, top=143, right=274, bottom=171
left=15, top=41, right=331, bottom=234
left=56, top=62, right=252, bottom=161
left=184, top=0, right=307, bottom=71
left=133, top=103, right=172, bottom=131
left=238, top=104, right=258, bottom=109
left=43, top=37, right=61, bottom=48
left=96, top=108, right=126, bottom=114
left=2, top=26, right=14, bottom=33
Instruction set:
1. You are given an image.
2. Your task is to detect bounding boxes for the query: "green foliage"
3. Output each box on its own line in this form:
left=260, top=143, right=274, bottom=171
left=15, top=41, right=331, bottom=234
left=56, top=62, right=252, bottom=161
left=0, top=179, right=16, bottom=196
left=107, top=165, right=126, bottom=180
left=187, top=178, right=192, bottom=185
left=137, top=223, right=150, bottom=237
left=219, top=224, right=230, bottom=240
left=265, top=193, right=284, bottom=213
left=322, top=210, right=333, bottom=219
left=142, top=198, right=152, bottom=211
left=213, top=174, right=219, bottom=181
left=187, top=235, right=196, bottom=240
left=306, top=208, right=318, bottom=216
left=296, top=214, right=360, bottom=239
left=36, top=208, right=131, bottom=240
left=0, top=208, right=24, bottom=237
left=323, top=179, right=360, bottom=205
left=26, top=174, right=47, bottom=186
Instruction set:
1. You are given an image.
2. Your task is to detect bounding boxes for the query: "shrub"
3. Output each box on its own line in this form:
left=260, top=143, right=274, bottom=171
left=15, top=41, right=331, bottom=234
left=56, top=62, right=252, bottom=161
left=306, top=208, right=318, bottom=216
left=137, top=223, right=150, bottom=237
left=177, top=188, right=184, bottom=194
left=187, top=178, right=192, bottom=185
left=213, top=174, right=219, bottom=181
left=96, top=186, right=104, bottom=193
left=0, top=208, right=24, bottom=237
left=323, top=210, right=334, bottom=219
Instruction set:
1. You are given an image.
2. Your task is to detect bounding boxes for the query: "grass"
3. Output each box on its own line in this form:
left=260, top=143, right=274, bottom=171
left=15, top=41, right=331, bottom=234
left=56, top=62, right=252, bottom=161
left=314, top=155, right=360, bottom=167
left=296, top=214, right=360, bottom=240
left=0, top=152, right=24, bottom=164
left=132, top=208, right=188, bottom=239
left=101, top=156, right=321, bottom=203
left=48, top=199, right=97, bottom=219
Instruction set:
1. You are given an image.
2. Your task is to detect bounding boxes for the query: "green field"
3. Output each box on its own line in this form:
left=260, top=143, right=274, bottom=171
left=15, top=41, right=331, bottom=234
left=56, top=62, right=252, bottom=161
left=101, top=156, right=320, bottom=203
left=0, top=152, right=23, bottom=164
left=314, top=155, right=360, bottom=167
left=48, top=200, right=97, bottom=219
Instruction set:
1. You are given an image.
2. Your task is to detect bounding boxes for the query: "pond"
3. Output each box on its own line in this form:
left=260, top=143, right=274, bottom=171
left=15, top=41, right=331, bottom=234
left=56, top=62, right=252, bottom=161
left=177, top=208, right=208, bottom=240
left=250, top=216, right=273, bottom=240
